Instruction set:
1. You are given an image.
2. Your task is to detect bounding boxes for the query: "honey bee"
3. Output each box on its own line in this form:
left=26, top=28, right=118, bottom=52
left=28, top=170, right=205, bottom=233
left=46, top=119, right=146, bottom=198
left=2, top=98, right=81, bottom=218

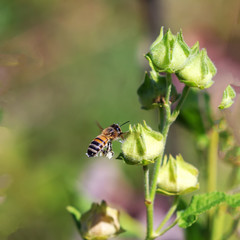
left=86, top=121, right=129, bottom=159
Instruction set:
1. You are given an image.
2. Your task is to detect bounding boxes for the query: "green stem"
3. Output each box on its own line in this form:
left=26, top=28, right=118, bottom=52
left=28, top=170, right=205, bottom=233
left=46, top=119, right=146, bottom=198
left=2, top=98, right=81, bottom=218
left=143, top=165, right=150, bottom=200
left=207, top=128, right=218, bottom=193
left=158, top=107, right=165, bottom=132
left=146, top=204, right=154, bottom=240
left=145, top=74, right=173, bottom=240
left=149, top=74, right=173, bottom=201
left=143, top=165, right=153, bottom=238
left=155, top=196, right=179, bottom=234
left=222, top=215, right=240, bottom=240
left=165, top=73, right=172, bottom=103
left=207, top=128, right=219, bottom=240
left=156, top=218, right=179, bottom=237
left=171, top=85, right=190, bottom=122
left=145, top=76, right=190, bottom=239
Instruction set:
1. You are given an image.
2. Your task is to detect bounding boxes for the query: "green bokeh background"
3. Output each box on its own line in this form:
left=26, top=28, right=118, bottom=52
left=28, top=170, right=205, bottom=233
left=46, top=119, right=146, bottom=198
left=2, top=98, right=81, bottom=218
left=0, top=0, right=239, bottom=239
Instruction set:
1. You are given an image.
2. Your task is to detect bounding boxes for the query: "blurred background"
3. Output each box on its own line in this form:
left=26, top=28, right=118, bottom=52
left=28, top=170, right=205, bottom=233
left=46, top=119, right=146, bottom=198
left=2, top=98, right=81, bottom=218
left=0, top=0, right=240, bottom=239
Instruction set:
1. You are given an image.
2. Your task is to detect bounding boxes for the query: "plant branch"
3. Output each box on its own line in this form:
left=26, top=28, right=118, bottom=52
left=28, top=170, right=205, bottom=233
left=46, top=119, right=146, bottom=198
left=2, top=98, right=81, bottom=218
left=207, top=128, right=219, bottom=240
left=171, top=85, right=190, bottom=122
left=143, top=165, right=150, bottom=200
left=155, top=196, right=179, bottom=234
left=158, top=107, right=165, bottom=132
left=145, top=73, right=173, bottom=240
left=207, top=128, right=218, bottom=193
left=155, top=218, right=179, bottom=237
left=143, top=165, right=153, bottom=238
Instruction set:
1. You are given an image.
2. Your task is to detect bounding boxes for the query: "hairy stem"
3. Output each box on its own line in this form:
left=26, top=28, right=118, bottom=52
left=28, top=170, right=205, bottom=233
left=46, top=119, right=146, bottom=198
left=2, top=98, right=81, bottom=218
left=145, top=73, right=172, bottom=239
left=145, top=74, right=190, bottom=239
left=143, top=165, right=150, bottom=199
left=143, top=165, right=153, bottom=238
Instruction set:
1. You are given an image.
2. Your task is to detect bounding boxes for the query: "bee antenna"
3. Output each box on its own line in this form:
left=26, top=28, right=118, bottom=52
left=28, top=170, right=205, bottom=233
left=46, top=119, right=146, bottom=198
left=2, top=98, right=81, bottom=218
left=120, top=121, right=130, bottom=127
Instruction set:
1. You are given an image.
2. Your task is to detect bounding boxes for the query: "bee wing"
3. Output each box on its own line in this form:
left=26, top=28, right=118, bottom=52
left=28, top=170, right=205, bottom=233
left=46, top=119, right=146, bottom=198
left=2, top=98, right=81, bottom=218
left=96, top=121, right=104, bottom=131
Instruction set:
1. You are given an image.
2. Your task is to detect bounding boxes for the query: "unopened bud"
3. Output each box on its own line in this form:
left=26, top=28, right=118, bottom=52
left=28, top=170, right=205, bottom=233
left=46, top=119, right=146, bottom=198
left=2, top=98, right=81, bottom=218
left=157, top=154, right=199, bottom=195
left=146, top=27, right=191, bottom=73
left=67, top=201, right=124, bottom=240
left=118, top=121, right=164, bottom=165
left=176, top=48, right=217, bottom=89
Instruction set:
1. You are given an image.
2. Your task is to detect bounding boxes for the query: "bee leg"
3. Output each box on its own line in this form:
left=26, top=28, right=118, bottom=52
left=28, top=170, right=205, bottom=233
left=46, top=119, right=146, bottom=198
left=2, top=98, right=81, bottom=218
left=105, top=142, right=114, bottom=159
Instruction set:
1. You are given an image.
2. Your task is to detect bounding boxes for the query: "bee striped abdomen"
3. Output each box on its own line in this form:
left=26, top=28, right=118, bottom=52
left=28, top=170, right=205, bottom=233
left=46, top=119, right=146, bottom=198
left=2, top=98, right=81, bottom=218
left=87, top=135, right=109, bottom=157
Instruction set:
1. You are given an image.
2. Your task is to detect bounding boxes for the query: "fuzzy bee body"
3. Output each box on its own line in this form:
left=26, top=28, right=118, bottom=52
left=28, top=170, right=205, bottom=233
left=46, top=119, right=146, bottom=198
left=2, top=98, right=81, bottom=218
left=86, top=123, right=128, bottom=159
left=87, top=134, right=110, bottom=157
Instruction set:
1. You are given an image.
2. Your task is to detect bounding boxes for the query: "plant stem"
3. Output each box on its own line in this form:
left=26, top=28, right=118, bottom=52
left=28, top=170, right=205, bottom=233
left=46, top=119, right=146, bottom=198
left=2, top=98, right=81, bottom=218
left=207, top=128, right=219, bottom=240
left=143, top=166, right=150, bottom=200
left=143, top=165, right=153, bottom=238
left=165, top=73, right=172, bottom=104
left=155, top=196, right=179, bottom=234
left=171, top=85, right=190, bottom=122
left=149, top=73, right=172, bottom=201
left=207, top=128, right=218, bottom=193
left=158, top=107, right=165, bottom=132
left=157, top=218, right=178, bottom=237
left=144, top=74, right=190, bottom=239
left=145, top=155, right=163, bottom=239
left=145, top=74, right=173, bottom=240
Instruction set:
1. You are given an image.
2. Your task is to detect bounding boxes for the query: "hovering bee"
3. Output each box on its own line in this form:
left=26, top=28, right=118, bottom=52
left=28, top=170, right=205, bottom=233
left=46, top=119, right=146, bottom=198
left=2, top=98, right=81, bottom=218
left=86, top=121, right=129, bottom=159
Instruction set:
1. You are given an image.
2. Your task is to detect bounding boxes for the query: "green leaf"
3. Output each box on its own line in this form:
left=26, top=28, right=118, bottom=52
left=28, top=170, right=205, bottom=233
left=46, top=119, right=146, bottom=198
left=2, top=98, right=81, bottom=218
left=177, top=192, right=240, bottom=228
left=218, top=85, right=236, bottom=109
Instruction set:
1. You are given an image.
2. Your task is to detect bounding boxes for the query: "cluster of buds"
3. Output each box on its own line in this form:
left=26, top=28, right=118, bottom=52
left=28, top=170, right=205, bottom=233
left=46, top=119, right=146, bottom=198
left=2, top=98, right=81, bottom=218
left=117, top=122, right=199, bottom=195
left=146, top=27, right=217, bottom=90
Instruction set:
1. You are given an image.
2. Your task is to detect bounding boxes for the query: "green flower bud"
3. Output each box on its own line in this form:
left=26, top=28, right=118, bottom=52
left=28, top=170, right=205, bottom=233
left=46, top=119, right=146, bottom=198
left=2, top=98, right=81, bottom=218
left=218, top=85, right=236, bottom=109
left=137, top=71, right=179, bottom=110
left=176, top=48, right=217, bottom=89
left=117, top=121, right=164, bottom=165
left=146, top=27, right=191, bottom=73
left=157, top=154, right=199, bottom=195
left=67, top=201, right=124, bottom=240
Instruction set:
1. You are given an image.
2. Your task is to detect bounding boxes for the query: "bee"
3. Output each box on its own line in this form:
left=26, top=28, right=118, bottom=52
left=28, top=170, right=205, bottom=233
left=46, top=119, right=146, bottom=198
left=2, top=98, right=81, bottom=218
left=86, top=121, right=129, bottom=159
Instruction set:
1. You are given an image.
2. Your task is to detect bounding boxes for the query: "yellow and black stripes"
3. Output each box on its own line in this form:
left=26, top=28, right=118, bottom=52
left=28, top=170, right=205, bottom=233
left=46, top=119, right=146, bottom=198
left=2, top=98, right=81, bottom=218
left=87, top=135, right=109, bottom=157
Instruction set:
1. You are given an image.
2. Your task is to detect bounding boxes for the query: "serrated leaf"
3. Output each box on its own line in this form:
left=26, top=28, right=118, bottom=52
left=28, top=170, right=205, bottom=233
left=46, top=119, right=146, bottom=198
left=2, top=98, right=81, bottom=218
left=177, top=192, right=240, bottom=228
left=226, top=193, right=240, bottom=207
left=218, top=85, right=236, bottom=109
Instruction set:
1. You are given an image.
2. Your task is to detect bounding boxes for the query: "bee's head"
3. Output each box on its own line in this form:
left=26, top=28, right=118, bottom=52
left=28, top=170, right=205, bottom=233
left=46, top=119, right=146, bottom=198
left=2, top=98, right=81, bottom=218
left=110, top=124, right=122, bottom=135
